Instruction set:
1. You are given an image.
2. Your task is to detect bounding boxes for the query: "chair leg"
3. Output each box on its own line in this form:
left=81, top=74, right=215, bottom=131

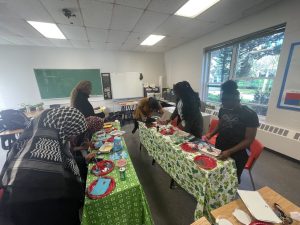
left=151, top=159, right=155, bottom=165
left=249, top=170, right=255, bottom=190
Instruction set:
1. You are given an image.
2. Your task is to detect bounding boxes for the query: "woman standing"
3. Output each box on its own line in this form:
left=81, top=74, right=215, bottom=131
left=0, top=107, right=87, bottom=225
left=206, top=80, right=259, bottom=182
left=71, top=80, right=100, bottom=118
left=166, top=81, right=203, bottom=138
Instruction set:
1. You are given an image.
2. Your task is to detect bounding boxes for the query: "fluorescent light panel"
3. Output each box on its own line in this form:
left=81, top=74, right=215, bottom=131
left=175, top=0, right=220, bottom=18
left=140, top=35, right=165, bottom=46
left=27, top=21, right=66, bottom=39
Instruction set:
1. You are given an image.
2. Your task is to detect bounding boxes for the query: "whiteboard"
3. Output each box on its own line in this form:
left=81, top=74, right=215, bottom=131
left=110, top=72, right=143, bottom=99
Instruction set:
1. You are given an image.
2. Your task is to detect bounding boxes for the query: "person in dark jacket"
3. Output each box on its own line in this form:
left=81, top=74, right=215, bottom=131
left=165, top=81, right=203, bottom=138
left=70, top=80, right=103, bottom=118
left=205, top=80, right=259, bottom=182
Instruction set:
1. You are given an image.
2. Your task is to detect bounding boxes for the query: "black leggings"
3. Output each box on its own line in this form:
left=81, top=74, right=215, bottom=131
left=231, top=150, right=249, bottom=183
left=3, top=198, right=81, bottom=225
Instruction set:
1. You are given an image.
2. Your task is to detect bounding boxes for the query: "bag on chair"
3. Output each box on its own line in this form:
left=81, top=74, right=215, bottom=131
left=0, top=109, right=30, bottom=130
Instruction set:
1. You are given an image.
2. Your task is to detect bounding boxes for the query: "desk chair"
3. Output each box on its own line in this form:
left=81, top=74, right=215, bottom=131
left=49, top=104, right=61, bottom=109
left=207, top=119, right=219, bottom=145
left=244, top=139, right=264, bottom=190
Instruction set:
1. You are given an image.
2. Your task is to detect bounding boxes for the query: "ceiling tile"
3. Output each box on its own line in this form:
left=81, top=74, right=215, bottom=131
left=196, top=0, right=266, bottom=25
left=71, top=40, right=90, bottom=48
left=92, top=0, right=114, bottom=3
left=0, top=18, right=43, bottom=38
left=157, top=36, right=187, bottom=48
left=41, top=0, right=83, bottom=26
left=4, top=0, right=53, bottom=22
left=110, top=5, right=144, bottom=31
left=126, top=32, right=148, bottom=45
left=86, top=27, right=108, bottom=42
left=0, top=25, right=18, bottom=36
left=0, top=37, right=13, bottom=45
left=89, top=41, right=106, bottom=49
left=147, top=0, right=187, bottom=14
left=80, top=0, right=113, bottom=29
left=120, top=42, right=138, bottom=51
left=115, top=0, right=150, bottom=9
left=0, top=35, right=34, bottom=45
left=25, top=37, right=53, bottom=46
left=50, top=39, right=72, bottom=47
left=107, top=30, right=129, bottom=43
left=59, top=25, right=88, bottom=40
left=133, top=10, right=169, bottom=34
left=154, top=15, right=189, bottom=36
left=134, top=45, right=148, bottom=52
left=106, top=42, right=122, bottom=51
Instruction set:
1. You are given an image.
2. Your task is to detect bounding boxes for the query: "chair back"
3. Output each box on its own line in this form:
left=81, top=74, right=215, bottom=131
left=245, top=139, right=264, bottom=170
left=209, top=118, right=219, bottom=133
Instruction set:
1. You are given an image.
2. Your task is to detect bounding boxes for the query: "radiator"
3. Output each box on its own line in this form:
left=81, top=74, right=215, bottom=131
left=205, top=109, right=300, bottom=161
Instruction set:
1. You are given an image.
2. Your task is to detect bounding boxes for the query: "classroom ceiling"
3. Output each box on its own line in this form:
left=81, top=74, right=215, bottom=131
left=0, top=0, right=282, bottom=53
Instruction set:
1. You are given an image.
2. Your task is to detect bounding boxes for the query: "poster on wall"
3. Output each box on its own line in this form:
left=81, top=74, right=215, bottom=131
left=277, top=42, right=300, bottom=111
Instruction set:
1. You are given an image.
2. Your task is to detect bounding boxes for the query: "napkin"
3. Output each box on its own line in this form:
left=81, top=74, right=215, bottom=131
left=90, top=178, right=111, bottom=196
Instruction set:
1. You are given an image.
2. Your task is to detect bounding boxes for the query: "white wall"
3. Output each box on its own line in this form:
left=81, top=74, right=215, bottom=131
left=164, top=0, right=300, bottom=131
left=0, top=46, right=165, bottom=110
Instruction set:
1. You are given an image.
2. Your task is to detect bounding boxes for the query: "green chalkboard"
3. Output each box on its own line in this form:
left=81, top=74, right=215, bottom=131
left=34, top=69, right=103, bottom=99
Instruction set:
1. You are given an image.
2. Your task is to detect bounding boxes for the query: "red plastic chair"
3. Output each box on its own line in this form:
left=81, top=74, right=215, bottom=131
left=208, top=119, right=219, bottom=145
left=245, top=139, right=264, bottom=190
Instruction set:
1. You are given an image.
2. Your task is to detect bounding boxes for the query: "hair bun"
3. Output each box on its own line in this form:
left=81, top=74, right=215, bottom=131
left=221, top=80, right=238, bottom=93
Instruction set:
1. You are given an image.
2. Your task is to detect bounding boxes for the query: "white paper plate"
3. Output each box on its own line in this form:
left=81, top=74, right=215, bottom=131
left=233, top=208, right=252, bottom=225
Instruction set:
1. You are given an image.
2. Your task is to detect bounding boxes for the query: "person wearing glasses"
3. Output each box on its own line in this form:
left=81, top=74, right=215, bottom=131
left=205, top=80, right=259, bottom=182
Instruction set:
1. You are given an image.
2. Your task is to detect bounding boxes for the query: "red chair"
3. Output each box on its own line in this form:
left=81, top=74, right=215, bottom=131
left=208, top=119, right=219, bottom=145
left=245, top=139, right=264, bottom=190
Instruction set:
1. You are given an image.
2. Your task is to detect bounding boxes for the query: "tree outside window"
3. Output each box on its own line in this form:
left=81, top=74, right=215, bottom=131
left=204, top=26, right=285, bottom=116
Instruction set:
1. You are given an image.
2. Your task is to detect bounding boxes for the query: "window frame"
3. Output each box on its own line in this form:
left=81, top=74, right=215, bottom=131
left=203, top=24, right=286, bottom=115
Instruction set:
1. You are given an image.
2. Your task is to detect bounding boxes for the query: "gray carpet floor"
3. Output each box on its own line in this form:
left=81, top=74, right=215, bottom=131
left=0, top=123, right=299, bottom=225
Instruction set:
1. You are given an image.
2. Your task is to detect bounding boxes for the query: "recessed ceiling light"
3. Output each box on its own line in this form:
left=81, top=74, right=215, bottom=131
left=140, top=35, right=165, bottom=46
left=175, top=0, right=220, bottom=18
left=27, top=21, right=66, bottom=39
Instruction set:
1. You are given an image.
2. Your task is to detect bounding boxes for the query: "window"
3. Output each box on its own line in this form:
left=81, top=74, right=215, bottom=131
left=204, top=25, right=285, bottom=116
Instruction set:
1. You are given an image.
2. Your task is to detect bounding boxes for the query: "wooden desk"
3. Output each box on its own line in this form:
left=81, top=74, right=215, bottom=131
left=24, top=110, right=42, bottom=118
left=211, top=186, right=300, bottom=225
left=191, top=216, right=211, bottom=225
left=0, top=129, right=23, bottom=136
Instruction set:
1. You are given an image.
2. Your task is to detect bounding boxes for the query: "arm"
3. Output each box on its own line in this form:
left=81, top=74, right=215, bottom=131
left=169, top=107, right=178, bottom=122
left=206, top=123, right=219, bottom=139
left=218, top=127, right=257, bottom=160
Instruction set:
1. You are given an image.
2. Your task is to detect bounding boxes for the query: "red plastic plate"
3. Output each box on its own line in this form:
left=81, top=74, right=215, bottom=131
left=249, top=221, right=272, bottom=225
left=193, top=155, right=217, bottom=170
left=86, top=176, right=116, bottom=200
left=160, top=127, right=176, bottom=135
left=91, top=160, right=115, bottom=176
left=180, top=142, right=198, bottom=153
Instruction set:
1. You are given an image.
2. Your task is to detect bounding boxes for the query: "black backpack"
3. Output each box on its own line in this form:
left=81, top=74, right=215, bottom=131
left=0, top=109, right=31, bottom=130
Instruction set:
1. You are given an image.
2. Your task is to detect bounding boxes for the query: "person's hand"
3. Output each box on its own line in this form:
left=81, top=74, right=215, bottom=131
left=217, top=150, right=231, bottom=160
left=204, top=133, right=212, bottom=140
left=85, top=152, right=96, bottom=161
left=157, top=119, right=170, bottom=125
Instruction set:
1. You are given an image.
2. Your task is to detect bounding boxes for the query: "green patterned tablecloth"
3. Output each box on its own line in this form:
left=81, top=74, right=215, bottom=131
left=139, top=122, right=238, bottom=221
left=81, top=128, right=153, bottom=225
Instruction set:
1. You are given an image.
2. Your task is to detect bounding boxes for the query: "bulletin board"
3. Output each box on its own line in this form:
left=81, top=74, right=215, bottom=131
left=277, top=42, right=300, bottom=111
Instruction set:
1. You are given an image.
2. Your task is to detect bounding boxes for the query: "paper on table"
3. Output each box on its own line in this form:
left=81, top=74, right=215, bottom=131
left=237, top=190, right=282, bottom=223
